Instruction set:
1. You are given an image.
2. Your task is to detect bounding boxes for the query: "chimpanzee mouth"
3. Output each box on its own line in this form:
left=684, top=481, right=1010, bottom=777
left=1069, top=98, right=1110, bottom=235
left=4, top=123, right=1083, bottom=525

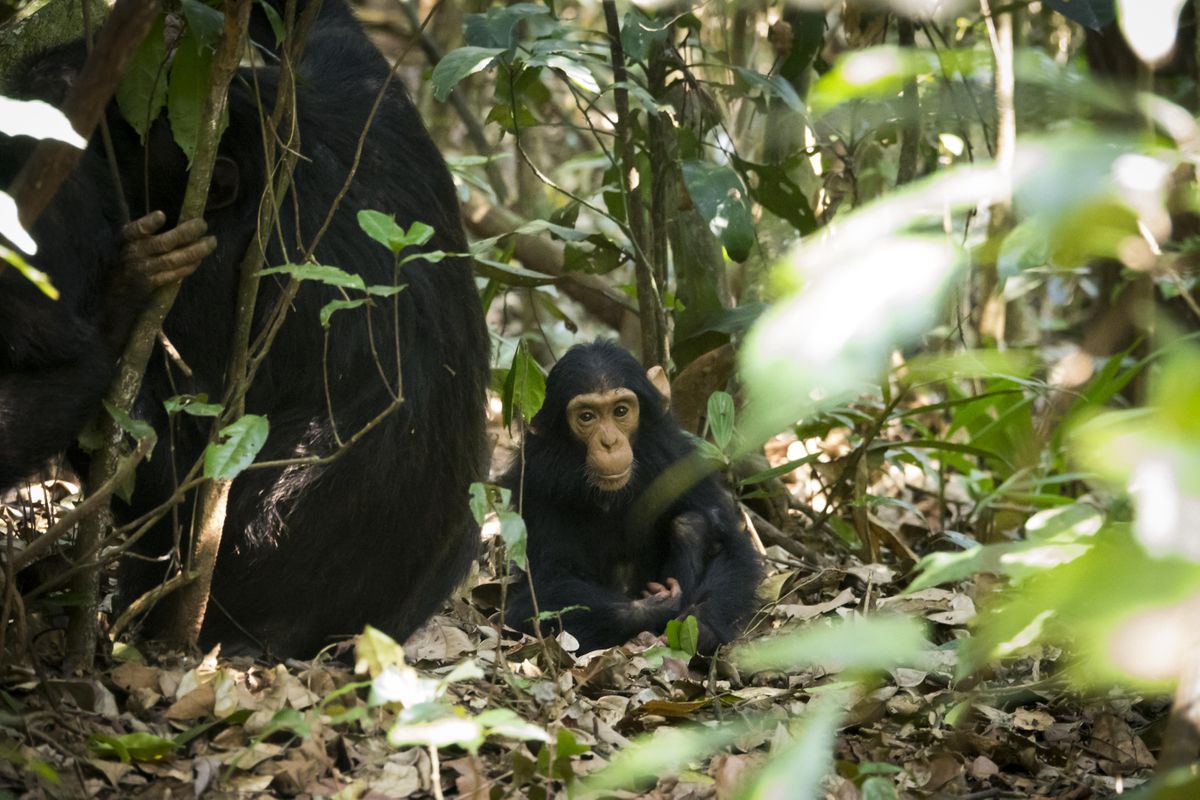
left=594, top=468, right=632, bottom=491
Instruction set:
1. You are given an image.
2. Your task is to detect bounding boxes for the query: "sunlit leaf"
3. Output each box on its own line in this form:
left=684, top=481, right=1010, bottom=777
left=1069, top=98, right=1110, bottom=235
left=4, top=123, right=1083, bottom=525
left=356, top=626, right=406, bottom=677
left=735, top=615, right=926, bottom=673
left=260, top=263, right=367, bottom=291
left=476, top=708, right=550, bottom=742
left=1117, top=0, right=1187, bottom=65
left=498, top=510, right=528, bottom=570
left=743, top=689, right=848, bottom=800
left=583, top=723, right=743, bottom=792
left=90, top=732, right=176, bottom=763
left=203, top=414, right=268, bottom=480
left=0, top=98, right=85, bottom=148
left=706, top=392, right=735, bottom=451
left=0, top=191, right=37, bottom=255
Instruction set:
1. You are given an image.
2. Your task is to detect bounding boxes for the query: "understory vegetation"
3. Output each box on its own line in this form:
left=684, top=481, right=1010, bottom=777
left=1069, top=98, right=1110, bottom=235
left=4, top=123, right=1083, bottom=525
left=3, top=0, right=1200, bottom=797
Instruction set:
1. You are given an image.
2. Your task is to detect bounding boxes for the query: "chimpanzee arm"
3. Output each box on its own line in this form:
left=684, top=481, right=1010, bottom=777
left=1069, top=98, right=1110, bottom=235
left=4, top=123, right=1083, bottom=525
left=0, top=274, right=112, bottom=488
left=0, top=212, right=213, bottom=489
left=100, top=212, right=214, bottom=348
left=666, top=498, right=764, bottom=653
left=526, top=573, right=682, bottom=653
left=509, top=515, right=683, bottom=652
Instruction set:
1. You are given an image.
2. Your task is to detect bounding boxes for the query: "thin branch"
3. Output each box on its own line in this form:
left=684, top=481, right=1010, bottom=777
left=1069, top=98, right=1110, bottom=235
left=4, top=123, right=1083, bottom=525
left=9, top=0, right=159, bottom=228
left=602, top=0, right=666, bottom=368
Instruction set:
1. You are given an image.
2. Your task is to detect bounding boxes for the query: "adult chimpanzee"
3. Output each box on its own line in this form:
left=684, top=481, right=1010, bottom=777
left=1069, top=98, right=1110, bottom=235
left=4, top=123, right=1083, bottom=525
left=503, top=341, right=762, bottom=654
left=0, top=0, right=489, bottom=657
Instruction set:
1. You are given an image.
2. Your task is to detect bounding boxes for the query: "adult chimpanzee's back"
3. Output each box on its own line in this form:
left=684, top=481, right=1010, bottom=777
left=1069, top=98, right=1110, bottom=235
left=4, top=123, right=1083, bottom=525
left=1, top=0, right=489, bottom=657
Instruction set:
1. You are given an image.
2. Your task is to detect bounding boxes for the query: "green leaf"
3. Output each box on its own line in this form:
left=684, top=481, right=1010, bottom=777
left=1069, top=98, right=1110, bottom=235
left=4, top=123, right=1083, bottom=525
left=260, top=263, right=367, bottom=291
left=468, top=482, right=489, bottom=526
left=90, top=732, right=177, bottom=763
left=733, top=157, right=817, bottom=234
left=356, top=626, right=405, bottom=677
left=167, top=29, right=216, bottom=163
left=735, top=615, right=926, bottom=673
left=810, top=46, right=950, bottom=115
left=254, top=0, right=285, bottom=44
left=680, top=161, right=755, bottom=263
left=538, top=54, right=600, bottom=94
left=116, top=15, right=168, bottom=140
left=734, top=67, right=803, bottom=112
left=473, top=257, right=558, bottom=287
left=476, top=708, right=550, bottom=742
left=498, top=510, right=528, bottom=570
left=181, top=0, right=224, bottom=50
left=357, top=210, right=436, bottom=254
left=261, top=708, right=311, bottom=738
left=665, top=616, right=700, bottom=656
left=163, top=395, right=223, bottom=417
left=502, top=341, right=546, bottom=427
left=706, top=392, right=735, bottom=451
left=388, top=714, right=484, bottom=751
left=464, top=3, right=548, bottom=49
left=102, top=401, right=157, bottom=443
left=203, top=415, right=268, bottom=480
left=744, top=690, right=848, bottom=800
left=431, top=47, right=505, bottom=102
left=621, top=9, right=669, bottom=62
left=320, top=298, right=368, bottom=327
left=584, top=724, right=742, bottom=793
left=737, top=162, right=999, bottom=447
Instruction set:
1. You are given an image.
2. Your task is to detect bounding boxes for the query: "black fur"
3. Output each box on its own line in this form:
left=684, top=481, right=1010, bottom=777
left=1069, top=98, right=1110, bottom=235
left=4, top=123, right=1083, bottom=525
left=503, top=341, right=762, bottom=654
left=0, top=0, right=489, bottom=657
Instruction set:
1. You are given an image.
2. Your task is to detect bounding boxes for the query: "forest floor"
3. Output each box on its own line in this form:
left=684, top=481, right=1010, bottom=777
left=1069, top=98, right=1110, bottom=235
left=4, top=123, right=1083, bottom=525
left=0, top=427, right=1166, bottom=799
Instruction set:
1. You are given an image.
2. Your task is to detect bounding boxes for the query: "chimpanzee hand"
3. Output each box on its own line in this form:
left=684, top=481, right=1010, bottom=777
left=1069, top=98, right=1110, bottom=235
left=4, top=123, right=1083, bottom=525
left=641, top=577, right=682, bottom=602
left=634, top=576, right=683, bottom=618
left=118, top=211, right=217, bottom=293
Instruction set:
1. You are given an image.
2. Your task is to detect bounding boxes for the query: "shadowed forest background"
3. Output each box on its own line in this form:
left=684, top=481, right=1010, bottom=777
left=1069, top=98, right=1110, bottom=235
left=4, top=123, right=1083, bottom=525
left=3, top=0, right=1200, bottom=797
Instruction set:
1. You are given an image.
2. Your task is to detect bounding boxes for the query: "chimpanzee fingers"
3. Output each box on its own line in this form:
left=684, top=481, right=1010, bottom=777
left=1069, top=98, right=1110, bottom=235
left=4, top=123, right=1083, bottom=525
left=644, top=581, right=668, bottom=598
left=120, top=210, right=168, bottom=243
left=124, top=218, right=210, bottom=259
left=131, top=235, right=217, bottom=286
left=666, top=577, right=682, bottom=596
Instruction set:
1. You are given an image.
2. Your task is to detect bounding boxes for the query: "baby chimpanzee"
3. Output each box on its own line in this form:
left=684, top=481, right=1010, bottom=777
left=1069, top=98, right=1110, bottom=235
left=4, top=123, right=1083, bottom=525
left=504, top=341, right=762, bottom=653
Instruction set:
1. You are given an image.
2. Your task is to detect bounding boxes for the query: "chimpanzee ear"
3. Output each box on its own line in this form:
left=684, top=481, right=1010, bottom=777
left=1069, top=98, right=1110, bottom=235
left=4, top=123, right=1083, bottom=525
left=646, top=365, right=671, bottom=409
left=207, top=156, right=240, bottom=211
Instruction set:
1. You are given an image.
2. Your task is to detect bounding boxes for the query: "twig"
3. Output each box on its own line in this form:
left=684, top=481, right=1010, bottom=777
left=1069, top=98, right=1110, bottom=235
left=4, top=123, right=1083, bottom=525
left=601, top=0, right=666, bottom=368
left=896, top=18, right=920, bottom=185
left=9, top=0, right=159, bottom=228
left=65, top=0, right=252, bottom=669
left=394, top=0, right=508, bottom=203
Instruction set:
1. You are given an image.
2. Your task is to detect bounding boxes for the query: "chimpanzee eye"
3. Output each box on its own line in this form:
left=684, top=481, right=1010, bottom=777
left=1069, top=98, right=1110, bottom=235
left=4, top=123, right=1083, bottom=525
left=613, top=404, right=628, bottom=418
left=578, top=410, right=596, bottom=423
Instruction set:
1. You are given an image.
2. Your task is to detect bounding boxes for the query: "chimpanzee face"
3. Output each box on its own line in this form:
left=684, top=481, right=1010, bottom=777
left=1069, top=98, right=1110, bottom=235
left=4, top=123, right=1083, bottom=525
left=567, top=387, right=640, bottom=492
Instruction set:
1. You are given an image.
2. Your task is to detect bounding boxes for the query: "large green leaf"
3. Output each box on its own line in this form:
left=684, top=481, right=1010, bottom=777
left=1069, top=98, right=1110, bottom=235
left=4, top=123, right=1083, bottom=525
left=204, top=415, right=269, bottom=480
left=431, top=47, right=505, bottom=102
left=116, top=15, right=168, bottom=140
left=464, top=3, right=548, bottom=49
left=680, top=161, right=755, bottom=263
left=167, top=28, right=217, bottom=163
